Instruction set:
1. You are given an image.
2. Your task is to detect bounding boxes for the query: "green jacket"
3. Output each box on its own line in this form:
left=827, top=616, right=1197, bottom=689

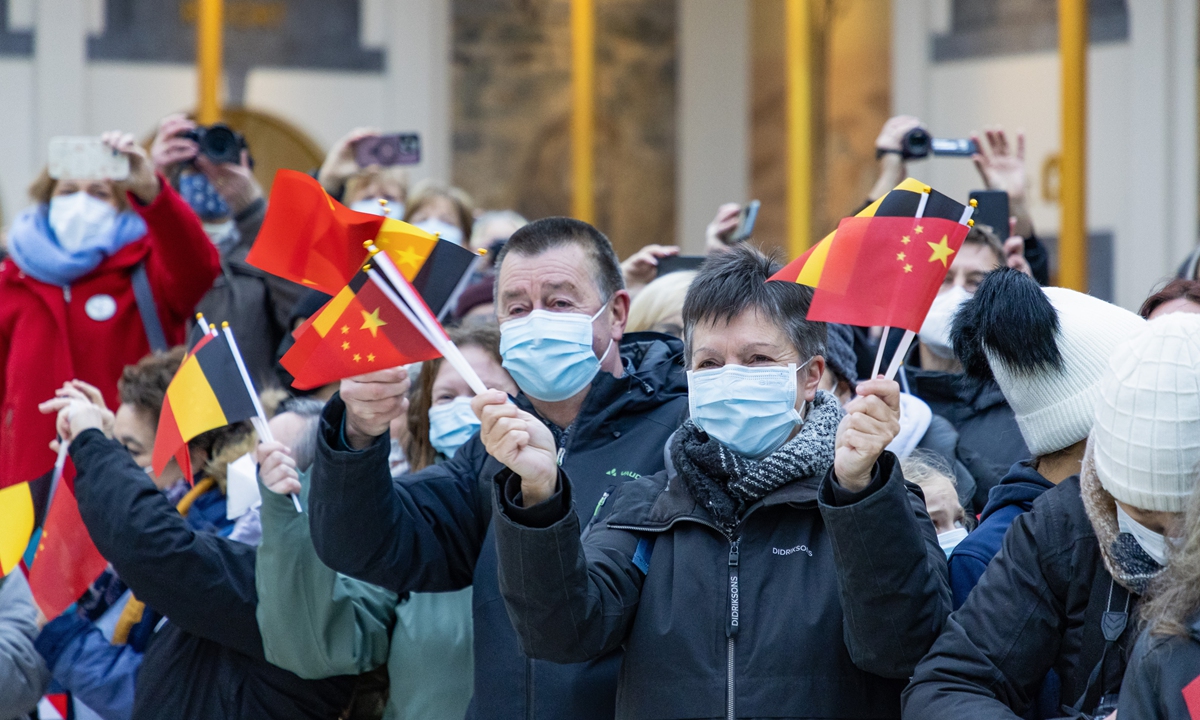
left=256, top=475, right=474, bottom=720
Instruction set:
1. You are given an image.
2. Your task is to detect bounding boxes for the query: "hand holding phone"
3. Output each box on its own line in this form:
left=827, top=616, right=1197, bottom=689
left=729, top=200, right=760, bottom=242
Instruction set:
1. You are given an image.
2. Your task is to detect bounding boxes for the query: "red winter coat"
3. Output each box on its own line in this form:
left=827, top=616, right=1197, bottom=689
left=0, top=179, right=220, bottom=487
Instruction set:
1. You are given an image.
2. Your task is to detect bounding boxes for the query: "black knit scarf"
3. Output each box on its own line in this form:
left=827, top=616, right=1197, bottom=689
left=670, top=390, right=843, bottom=534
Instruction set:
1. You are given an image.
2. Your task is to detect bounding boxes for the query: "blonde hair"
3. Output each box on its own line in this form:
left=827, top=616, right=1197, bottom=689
left=627, top=271, right=695, bottom=335
left=343, top=166, right=409, bottom=207
left=403, top=179, right=476, bottom=236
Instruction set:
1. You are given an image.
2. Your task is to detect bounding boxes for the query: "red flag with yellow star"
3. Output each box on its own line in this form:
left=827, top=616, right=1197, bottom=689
left=806, top=214, right=970, bottom=332
left=248, top=170, right=449, bottom=297
left=281, top=269, right=441, bottom=390
left=27, top=461, right=107, bottom=618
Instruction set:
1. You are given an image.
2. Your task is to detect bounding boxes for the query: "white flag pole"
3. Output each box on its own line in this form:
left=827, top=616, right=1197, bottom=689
left=43, top=440, right=70, bottom=514
left=366, top=249, right=490, bottom=395
left=222, top=323, right=302, bottom=513
left=884, top=330, right=917, bottom=381
left=871, top=327, right=889, bottom=379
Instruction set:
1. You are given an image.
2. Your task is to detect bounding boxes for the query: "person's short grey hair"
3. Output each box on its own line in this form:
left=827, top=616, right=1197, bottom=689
left=965, top=224, right=1004, bottom=266
left=470, top=210, right=528, bottom=249
left=682, top=245, right=826, bottom=363
left=494, top=217, right=624, bottom=303
left=275, top=397, right=325, bottom=471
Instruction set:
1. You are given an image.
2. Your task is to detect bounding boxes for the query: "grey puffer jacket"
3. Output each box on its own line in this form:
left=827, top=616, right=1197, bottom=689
left=0, top=571, right=50, bottom=720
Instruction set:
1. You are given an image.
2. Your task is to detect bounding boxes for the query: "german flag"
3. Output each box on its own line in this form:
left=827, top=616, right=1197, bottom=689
left=771, top=177, right=973, bottom=332
left=152, top=332, right=258, bottom=482
left=248, top=170, right=474, bottom=305
left=0, top=481, right=33, bottom=574
left=281, top=268, right=442, bottom=390
left=770, top=177, right=971, bottom=288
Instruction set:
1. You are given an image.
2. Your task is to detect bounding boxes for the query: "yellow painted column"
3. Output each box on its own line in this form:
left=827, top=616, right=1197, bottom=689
left=1058, top=0, right=1087, bottom=291
left=571, top=0, right=596, bottom=223
left=785, top=0, right=813, bottom=255
left=197, top=0, right=224, bottom=124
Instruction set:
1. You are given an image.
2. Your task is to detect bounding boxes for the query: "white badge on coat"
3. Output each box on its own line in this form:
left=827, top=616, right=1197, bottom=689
left=84, top=294, right=117, bottom=321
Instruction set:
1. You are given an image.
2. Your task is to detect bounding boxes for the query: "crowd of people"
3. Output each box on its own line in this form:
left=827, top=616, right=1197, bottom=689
left=2, top=108, right=1200, bottom=720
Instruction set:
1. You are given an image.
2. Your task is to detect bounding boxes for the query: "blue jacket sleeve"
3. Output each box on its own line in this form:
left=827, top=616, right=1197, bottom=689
left=947, top=552, right=990, bottom=610
left=307, top=395, right=490, bottom=594
left=36, top=614, right=141, bottom=720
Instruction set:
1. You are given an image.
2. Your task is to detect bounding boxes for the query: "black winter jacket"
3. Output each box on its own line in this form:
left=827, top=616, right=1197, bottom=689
left=70, top=429, right=356, bottom=719
left=307, top=333, right=689, bottom=720
left=904, top=367, right=1029, bottom=507
left=1118, top=616, right=1200, bottom=719
left=902, top=476, right=1137, bottom=719
left=492, top=450, right=951, bottom=719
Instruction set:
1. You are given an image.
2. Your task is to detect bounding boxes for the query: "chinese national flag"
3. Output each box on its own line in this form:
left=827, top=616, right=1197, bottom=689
left=282, top=270, right=442, bottom=390
left=247, top=170, right=446, bottom=297
left=27, top=461, right=107, bottom=618
left=806, top=215, right=970, bottom=332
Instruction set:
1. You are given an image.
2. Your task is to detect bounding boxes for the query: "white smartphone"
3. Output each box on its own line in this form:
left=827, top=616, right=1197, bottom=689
left=47, top=137, right=130, bottom=181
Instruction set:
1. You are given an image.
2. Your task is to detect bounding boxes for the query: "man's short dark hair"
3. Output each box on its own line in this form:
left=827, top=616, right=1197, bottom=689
left=682, top=245, right=826, bottom=363
left=494, top=217, right=624, bottom=301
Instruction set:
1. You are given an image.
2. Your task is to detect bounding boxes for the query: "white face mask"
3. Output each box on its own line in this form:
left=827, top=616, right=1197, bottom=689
left=49, top=192, right=117, bottom=253
left=918, top=285, right=972, bottom=359
left=938, top=527, right=969, bottom=559
left=414, top=217, right=465, bottom=246
left=350, top=197, right=403, bottom=218
left=202, top=219, right=238, bottom=247
left=1116, top=504, right=1170, bottom=566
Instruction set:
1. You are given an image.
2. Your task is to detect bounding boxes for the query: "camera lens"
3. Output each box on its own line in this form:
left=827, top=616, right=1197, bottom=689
left=902, top=128, right=930, bottom=160
left=199, top=124, right=243, bottom=164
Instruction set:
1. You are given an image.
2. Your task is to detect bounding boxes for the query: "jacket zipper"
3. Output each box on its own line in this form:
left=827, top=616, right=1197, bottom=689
left=726, top=538, right=740, bottom=720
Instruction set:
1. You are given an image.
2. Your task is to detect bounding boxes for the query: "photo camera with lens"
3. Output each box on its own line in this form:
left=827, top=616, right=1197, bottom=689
left=183, top=123, right=249, bottom=165
left=878, top=127, right=978, bottom=160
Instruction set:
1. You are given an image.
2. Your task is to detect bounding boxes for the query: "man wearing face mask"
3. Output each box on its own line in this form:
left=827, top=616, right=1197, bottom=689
left=304, top=217, right=688, bottom=720
left=904, top=313, right=1200, bottom=720
left=904, top=224, right=1030, bottom=509
left=151, top=113, right=305, bottom=388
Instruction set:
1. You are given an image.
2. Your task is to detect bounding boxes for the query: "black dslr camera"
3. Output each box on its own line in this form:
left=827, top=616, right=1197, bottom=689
left=183, top=123, right=248, bottom=165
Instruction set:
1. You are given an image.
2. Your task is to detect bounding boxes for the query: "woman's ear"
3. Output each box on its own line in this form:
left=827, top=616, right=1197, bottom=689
left=801, top=356, right=825, bottom=403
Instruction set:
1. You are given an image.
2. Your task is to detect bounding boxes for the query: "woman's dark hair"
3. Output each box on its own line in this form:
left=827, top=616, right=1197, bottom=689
left=403, top=323, right=502, bottom=471
left=1140, top=483, right=1200, bottom=637
left=1139, top=278, right=1200, bottom=319
left=682, top=244, right=826, bottom=362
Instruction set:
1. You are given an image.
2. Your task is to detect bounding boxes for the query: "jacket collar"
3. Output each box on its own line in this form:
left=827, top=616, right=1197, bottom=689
left=607, top=430, right=822, bottom=534
left=514, top=332, right=687, bottom=441
left=904, top=366, right=1009, bottom=415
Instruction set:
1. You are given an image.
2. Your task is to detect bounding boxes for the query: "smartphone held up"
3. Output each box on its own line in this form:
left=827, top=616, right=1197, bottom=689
left=48, top=137, right=130, bottom=181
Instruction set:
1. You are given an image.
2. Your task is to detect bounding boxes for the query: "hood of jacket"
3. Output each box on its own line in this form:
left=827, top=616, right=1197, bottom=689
left=978, top=460, right=1057, bottom=524
left=904, top=366, right=1010, bottom=421
left=514, top=331, right=687, bottom=449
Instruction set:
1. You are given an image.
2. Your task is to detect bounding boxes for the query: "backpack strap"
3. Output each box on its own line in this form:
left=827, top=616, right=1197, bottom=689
left=131, top=261, right=168, bottom=353
left=1069, top=578, right=1130, bottom=715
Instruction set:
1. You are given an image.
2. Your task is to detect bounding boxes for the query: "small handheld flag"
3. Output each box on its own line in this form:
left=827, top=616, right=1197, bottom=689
left=770, top=178, right=974, bottom=380
left=151, top=331, right=259, bottom=482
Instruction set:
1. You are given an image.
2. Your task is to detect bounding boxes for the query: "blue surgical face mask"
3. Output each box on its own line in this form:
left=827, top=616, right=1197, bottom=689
left=178, top=172, right=230, bottom=221
left=428, top=396, right=481, bottom=458
left=500, top=303, right=613, bottom=403
left=414, top=217, right=465, bottom=246
left=938, top=527, right=968, bottom=559
left=350, top=197, right=404, bottom=218
left=687, top=361, right=810, bottom=460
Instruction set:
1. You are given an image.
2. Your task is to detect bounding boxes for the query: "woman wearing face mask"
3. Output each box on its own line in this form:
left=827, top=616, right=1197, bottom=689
left=402, top=179, right=475, bottom=248
left=478, top=245, right=951, bottom=719
left=254, top=324, right=516, bottom=720
left=0, top=131, right=219, bottom=494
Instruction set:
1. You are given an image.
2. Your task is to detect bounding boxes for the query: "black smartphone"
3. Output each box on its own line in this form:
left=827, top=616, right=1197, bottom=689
left=354, top=133, right=422, bottom=167
left=656, top=255, right=707, bottom=276
left=729, top=200, right=761, bottom=242
left=968, top=190, right=1010, bottom=237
